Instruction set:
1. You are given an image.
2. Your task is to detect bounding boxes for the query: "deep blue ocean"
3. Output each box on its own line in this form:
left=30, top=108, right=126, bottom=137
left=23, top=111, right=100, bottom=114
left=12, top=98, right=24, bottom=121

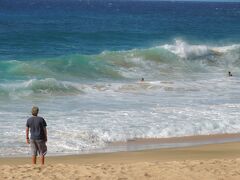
left=0, top=0, right=240, bottom=156
left=0, top=0, right=239, bottom=60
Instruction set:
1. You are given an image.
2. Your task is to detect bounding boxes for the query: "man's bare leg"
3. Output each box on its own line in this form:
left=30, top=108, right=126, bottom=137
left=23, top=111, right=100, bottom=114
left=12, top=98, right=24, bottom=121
left=32, top=156, right=37, bottom=164
left=40, top=155, right=45, bottom=165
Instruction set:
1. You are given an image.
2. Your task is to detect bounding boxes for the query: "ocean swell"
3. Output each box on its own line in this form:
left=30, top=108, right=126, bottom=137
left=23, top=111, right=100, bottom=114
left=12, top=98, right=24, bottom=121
left=0, top=78, right=83, bottom=99
left=0, top=40, right=239, bottom=98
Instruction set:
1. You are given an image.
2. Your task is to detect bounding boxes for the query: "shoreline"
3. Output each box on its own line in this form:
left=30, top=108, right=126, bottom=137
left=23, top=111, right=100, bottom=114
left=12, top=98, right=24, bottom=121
left=2, top=133, right=240, bottom=159
left=1, top=142, right=240, bottom=179
left=108, top=133, right=240, bottom=151
left=2, top=141, right=240, bottom=165
left=1, top=133, right=240, bottom=165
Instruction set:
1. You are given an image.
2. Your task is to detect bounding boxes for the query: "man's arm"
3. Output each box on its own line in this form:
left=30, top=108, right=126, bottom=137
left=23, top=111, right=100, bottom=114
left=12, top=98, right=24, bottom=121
left=44, top=127, right=47, bottom=142
left=26, top=127, right=30, bottom=144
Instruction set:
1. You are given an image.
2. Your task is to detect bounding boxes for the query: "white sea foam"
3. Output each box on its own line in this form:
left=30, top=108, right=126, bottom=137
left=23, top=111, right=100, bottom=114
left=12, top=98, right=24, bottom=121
left=1, top=75, right=240, bottom=156
left=162, top=40, right=210, bottom=58
left=162, top=39, right=240, bottom=59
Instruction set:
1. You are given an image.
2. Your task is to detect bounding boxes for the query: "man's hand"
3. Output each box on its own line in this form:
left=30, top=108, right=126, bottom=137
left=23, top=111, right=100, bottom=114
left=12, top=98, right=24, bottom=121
left=44, top=127, right=47, bottom=143
left=26, top=127, right=30, bottom=144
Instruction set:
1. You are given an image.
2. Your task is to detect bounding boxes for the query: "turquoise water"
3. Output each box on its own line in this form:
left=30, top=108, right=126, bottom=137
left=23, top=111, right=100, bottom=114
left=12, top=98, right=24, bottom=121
left=0, top=0, right=240, bottom=156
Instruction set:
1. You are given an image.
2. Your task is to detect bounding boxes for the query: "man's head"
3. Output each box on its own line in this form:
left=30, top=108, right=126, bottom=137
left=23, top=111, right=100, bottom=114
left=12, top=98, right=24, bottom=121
left=32, top=106, right=39, bottom=116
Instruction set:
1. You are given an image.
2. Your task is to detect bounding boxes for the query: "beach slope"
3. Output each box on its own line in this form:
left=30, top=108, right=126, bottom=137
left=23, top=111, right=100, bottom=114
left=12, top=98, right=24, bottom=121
left=1, top=142, right=240, bottom=179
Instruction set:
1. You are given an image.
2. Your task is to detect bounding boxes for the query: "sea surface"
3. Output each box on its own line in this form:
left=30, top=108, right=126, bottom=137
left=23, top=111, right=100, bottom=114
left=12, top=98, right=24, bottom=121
left=0, top=0, right=240, bottom=156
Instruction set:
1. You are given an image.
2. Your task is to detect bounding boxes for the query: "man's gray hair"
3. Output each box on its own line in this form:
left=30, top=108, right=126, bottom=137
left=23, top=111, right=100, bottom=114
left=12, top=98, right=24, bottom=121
left=32, top=106, right=39, bottom=116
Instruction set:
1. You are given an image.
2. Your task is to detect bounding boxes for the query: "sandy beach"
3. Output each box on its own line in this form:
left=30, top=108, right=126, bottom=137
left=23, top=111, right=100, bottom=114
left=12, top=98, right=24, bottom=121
left=1, top=135, right=240, bottom=180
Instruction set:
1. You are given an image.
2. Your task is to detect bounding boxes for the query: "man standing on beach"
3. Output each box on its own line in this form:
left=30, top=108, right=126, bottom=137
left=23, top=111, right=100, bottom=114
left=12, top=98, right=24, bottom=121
left=26, top=106, right=47, bottom=165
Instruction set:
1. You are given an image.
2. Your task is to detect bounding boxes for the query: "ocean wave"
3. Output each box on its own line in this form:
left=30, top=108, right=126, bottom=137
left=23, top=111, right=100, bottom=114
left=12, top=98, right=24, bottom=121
left=24, top=78, right=82, bottom=95
left=0, top=40, right=239, bottom=83
left=162, top=40, right=211, bottom=59
left=0, top=78, right=83, bottom=98
left=161, top=39, right=240, bottom=59
left=0, top=79, right=168, bottom=98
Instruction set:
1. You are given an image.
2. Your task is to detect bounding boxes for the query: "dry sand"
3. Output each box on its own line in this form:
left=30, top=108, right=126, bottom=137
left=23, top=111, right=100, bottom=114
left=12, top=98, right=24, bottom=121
left=1, top=137, right=240, bottom=179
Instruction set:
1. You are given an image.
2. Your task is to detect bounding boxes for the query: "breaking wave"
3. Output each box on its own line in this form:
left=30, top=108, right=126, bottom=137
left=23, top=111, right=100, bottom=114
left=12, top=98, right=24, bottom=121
left=0, top=40, right=239, bottom=98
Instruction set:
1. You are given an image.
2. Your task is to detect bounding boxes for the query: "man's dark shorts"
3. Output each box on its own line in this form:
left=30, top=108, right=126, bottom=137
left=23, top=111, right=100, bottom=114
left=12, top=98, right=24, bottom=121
left=30, top=139, right=47, bottom=156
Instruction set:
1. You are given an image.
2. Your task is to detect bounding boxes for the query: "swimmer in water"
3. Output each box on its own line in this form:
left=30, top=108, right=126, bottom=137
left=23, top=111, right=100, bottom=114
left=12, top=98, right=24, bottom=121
left=141, top=77, right=144, bottom=82
left=228, top=71, right=233, bottom=77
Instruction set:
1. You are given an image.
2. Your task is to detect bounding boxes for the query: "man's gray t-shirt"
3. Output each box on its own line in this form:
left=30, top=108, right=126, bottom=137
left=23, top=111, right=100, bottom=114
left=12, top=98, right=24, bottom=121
left=26, top=116, right=47, bottom=140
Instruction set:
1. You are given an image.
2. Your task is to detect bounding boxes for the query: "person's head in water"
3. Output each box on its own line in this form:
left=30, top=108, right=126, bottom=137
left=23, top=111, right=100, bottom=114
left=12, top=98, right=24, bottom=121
left=228, top=71, right=233, bottom=77
left=32, top=106, right=39, bottom=116
left=141, top=77, right=144, bottom=82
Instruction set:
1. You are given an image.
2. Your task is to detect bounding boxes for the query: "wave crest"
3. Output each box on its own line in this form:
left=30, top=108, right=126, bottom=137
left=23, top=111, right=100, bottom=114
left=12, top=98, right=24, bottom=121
left=0, top=78, right=83, bottom=99
left=24, top=78, right=82, bottom=95
left=162, top=39, right=240, bottom=59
